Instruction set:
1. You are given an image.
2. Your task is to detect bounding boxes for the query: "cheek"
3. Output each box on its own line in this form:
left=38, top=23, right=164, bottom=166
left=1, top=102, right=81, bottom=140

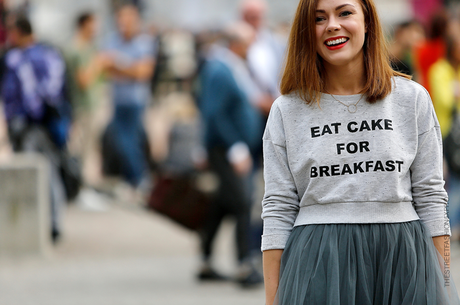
left=351, top=23, right=366, bottom=42
left=315, top=27, right=322, bottom=41
left=9, top=33, right=18, bottom=43
left=316, top=41, right=323, bottom=56
left=315, top=29, right=323, bottom=49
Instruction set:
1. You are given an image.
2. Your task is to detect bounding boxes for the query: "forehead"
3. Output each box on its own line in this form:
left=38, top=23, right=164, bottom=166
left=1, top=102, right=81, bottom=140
left=118, top=6, right=139, bottom=19
left=84, top=16, right=96, bottom=25
left=316, top=0, right=362, bottom=11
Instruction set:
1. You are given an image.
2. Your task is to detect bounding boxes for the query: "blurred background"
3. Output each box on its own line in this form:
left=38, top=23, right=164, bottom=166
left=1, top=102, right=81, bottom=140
left=5, top=0, right=416, bottom=45
left=1, top=0, right=460, bottom=304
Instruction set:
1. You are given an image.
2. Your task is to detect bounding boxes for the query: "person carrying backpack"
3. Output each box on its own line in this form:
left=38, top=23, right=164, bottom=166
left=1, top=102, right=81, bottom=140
left=1, top=15, right=71, bottom=243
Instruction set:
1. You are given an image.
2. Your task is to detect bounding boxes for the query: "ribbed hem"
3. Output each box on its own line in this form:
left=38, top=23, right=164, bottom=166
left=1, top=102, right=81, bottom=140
left=294, top=201, right=420, bottom=226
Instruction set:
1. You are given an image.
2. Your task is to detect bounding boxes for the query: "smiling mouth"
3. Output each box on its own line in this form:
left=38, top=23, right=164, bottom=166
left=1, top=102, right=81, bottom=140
left=325, top=37, right=349, bottom=47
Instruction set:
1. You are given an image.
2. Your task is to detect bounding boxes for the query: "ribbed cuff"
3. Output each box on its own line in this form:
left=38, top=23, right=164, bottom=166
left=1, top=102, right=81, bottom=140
left=422, top=218, right=452, bottom=237
left=261, top=233, right=291, bottom=251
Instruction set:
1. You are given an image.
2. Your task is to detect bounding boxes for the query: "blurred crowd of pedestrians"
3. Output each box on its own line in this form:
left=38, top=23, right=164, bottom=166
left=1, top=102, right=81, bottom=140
left=0, top=1, right=157, bottom=242
left=3, top=0, right=460, bottom=292
left=0, top=0, right=287, bottom=288
left=401, top=7, right=460, bottom=244
left=383, top=4, right=460, bottom=246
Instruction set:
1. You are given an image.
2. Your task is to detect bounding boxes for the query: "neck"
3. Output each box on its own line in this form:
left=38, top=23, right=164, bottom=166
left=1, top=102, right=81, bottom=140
left=323, top=56, right=366, bottom=95
left=122, top=29, right=137, bottom=41
left=76, top=31, right=92, bottom=44
left=19, top=36, right=34, bottom=49
left=228, top=46, right=245, bottom=60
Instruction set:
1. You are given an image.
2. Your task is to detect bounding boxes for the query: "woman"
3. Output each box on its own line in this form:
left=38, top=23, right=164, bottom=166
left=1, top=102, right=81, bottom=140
left=262, top=0, right=459, bottom=304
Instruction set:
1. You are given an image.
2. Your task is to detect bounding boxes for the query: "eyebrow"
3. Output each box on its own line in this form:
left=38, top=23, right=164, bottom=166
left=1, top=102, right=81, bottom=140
left=316, top=4, right=355, bottom=13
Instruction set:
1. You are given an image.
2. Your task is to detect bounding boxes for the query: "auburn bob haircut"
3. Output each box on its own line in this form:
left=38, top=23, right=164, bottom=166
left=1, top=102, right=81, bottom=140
left=280, top=0, right=410, bottom=105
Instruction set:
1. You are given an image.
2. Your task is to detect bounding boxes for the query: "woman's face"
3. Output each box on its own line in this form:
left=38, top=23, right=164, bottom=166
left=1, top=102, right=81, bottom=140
left=315, top=0, right=366, bottom=69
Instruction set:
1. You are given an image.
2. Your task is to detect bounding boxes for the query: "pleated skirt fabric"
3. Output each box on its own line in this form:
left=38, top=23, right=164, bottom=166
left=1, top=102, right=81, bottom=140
left=275, top=220, right=460, bottom=305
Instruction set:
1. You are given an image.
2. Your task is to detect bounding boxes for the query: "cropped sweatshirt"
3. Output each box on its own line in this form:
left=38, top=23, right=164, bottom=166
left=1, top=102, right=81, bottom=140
left=261, top=77, right=451, bottom=251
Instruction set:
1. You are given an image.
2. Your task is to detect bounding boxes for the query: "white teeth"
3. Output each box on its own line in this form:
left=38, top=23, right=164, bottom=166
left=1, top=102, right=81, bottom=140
left=326, top=38, right=348, bottom=46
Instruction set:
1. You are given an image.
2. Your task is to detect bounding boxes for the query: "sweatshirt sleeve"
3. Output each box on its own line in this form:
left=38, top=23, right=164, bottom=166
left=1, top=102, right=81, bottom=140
left=410, top=88, right=451, bottom=237
left=261, top=102, right=300, bottom=251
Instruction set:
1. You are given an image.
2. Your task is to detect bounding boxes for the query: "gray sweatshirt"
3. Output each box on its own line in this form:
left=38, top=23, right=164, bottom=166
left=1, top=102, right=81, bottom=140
left=261, top=77, right=451, bottom=251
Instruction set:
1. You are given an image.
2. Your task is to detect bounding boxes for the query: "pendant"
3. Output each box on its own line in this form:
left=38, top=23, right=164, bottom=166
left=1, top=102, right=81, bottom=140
left=348, top=104, right=358, bottom=113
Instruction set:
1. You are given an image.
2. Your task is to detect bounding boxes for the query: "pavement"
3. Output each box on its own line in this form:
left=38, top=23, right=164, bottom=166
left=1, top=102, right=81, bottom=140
left=0, top=198, right=459, bottom=305
left=0, top=198, right=265, bottom=305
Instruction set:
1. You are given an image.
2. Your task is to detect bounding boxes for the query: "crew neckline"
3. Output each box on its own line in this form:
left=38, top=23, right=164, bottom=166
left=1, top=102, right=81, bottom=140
left=321, top=92, right=365, bottom=102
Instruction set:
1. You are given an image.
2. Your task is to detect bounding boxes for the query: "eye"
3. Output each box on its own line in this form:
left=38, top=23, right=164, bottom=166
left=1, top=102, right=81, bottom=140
left=315, top=16, right=326, bottom=23
left=340, top=11, right=352, bottom=17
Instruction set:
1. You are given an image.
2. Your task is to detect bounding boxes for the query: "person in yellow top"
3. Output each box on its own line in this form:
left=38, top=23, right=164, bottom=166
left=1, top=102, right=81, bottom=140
left=428, top=34, right=460, bottom=241
left=429, top=35, right=460, bottom=138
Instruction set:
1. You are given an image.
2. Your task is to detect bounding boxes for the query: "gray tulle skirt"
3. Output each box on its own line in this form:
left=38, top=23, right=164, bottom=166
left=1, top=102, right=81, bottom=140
left=275, top=220, right=460, bottom=305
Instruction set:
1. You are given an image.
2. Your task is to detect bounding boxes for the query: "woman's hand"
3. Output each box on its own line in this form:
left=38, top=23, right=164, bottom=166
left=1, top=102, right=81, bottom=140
left=433, top=235, right=451, bottom=286
left=263, top=249, right=283, bottom=305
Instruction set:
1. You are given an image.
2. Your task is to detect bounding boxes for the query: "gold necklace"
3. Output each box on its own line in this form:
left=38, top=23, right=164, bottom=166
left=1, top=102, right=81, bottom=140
left=328, top=92, right=364, bottom=113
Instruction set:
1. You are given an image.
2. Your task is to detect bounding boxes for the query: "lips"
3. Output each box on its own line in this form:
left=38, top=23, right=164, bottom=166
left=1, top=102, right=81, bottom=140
left=324, top=36, right=349, bottom=50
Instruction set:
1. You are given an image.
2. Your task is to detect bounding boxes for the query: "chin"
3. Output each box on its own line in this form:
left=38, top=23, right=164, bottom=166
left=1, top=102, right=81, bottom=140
left=323, top=57, right=353, bottom=67
left=321, top=52, right=364, bottom=68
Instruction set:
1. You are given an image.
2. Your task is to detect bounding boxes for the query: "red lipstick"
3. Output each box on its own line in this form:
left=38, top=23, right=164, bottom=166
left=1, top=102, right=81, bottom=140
left=324, top=36, right=349, bottom=50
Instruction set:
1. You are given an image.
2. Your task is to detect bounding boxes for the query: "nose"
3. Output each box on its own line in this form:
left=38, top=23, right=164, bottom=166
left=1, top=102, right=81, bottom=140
left=326, top=17, right=341, bottom=32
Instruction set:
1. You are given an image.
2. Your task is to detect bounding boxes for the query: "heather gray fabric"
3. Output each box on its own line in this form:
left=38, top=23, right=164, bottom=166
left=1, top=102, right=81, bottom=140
left=275, top=221, right=460, bottom=305
left=261, top=77, right=450, bottom=251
